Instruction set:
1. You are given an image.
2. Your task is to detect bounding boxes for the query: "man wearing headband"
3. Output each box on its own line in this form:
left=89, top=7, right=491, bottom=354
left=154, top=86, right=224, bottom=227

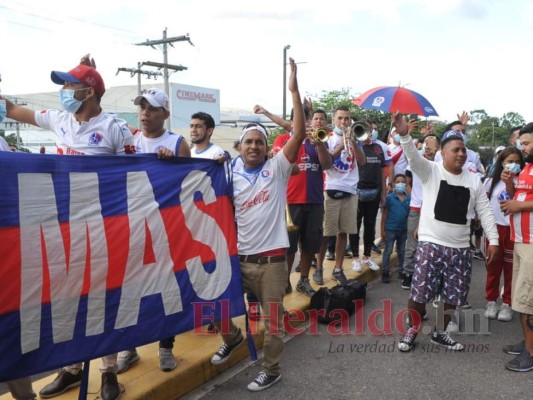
left=210, top=58, right=306, bottom=392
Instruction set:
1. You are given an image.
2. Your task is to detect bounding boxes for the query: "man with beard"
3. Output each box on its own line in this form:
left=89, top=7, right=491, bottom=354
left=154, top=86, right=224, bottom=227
left=393, top=113, right=498, bottom=353
left=189, top=112, right=225, bottom=161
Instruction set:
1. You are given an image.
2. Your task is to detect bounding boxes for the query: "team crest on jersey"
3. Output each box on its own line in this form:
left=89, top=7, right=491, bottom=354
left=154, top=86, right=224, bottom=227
left=88, top=132, right=103, bottom=146
left=261, top=169, right=271, bottom=179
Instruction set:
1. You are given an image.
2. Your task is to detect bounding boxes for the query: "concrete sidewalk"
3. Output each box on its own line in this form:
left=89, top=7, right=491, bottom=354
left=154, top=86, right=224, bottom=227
left=1, top=252, right=396, bottom=400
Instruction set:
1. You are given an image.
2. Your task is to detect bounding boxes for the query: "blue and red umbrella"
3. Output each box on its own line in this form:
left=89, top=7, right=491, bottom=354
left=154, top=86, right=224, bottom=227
left=352, top=86, right=438, bottom=117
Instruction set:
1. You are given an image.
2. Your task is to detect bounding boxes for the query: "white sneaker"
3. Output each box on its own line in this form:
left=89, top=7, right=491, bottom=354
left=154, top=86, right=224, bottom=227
left=446, top=321, right=459, bottom=333
left=497, top=303, right=513, bottom=321
left=362, top=257, right=380, bottom=271
left=351, top=258, right=362, bottom=272
left=484, top=301, right=498, bottom=319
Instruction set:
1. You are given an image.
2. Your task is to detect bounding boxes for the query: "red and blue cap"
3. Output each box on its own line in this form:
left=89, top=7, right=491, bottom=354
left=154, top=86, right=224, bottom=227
left=51, top=64, right=105, bottom=97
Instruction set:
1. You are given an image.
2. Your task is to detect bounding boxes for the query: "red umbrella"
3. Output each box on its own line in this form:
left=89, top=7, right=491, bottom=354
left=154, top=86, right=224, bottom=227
left=352, top=86, right=438, bottom=117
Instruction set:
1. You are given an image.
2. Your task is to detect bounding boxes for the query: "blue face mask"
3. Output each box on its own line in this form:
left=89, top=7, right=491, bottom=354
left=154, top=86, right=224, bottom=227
left=393, top=134, right=401, bottom=143
left=0, top=100, right=6, bottom=123
left=394, top=182, right=407, bottom=193
left=506, top=162, right=521, bottom=175
left=333, top=126, right=344, bottom=136
left=370, top=129, right=378, bottom=141
left=59, top=89, right=85, bottom=113
left=516, top=139, right=522, bottom=151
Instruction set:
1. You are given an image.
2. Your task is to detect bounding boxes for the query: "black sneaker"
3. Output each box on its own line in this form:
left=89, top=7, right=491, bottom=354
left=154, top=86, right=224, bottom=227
left=430, top=330, right=464, bottom=351
left=472, top=249, right=484, bottom=260
left=331, top=269, right=348, bottom=285
left=296, top=278, right=316, bottom=297
left=371, top=244, right=382, bottom=255
left=503, top=340, right=525, bottom=355
left=39, top=370, right=82, bottom=398
left=325, top=250, right=335, bottom=260
left=381, top=272, right=390, bottom=283
left=294, top=261, right=301, bottom=272
left=247, top=371, right=281, bottom=391
left=398, top=326, right=418, bottom=352
left=401, top=274, right=412, bottom=290
left=101, top=372, right=121, bottom=400
left=211, top=333, right=244, bottom=365
left=505, top=350, right=533, bottom=372
left=313, top=268, right=324, bottom=285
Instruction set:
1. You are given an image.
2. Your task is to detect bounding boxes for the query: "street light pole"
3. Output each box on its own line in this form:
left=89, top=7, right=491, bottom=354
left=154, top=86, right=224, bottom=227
left=492, top=122, right=495, bottom=148
left=282, top=45, right=290, bottom=120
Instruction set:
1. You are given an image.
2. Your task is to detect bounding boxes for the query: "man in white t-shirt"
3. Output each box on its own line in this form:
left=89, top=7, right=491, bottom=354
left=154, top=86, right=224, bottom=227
left=117, top=88, right=190, bottom=375
left=190, top=112, right=226, bottom=161
left=210, top=58, right=306, bottom=392
left=2, top=58, right=133, bottom=400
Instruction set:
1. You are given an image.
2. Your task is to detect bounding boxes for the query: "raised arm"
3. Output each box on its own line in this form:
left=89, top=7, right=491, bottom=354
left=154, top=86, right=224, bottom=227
left=2, top=98, right=37, bottom=126
left=282, top=58, right=305, bottom=163
left=253, top=104, right=292, bottom=132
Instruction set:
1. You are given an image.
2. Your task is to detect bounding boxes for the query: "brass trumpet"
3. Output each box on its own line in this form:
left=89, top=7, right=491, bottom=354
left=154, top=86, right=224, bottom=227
left=349, top=121, right=371, bottom=142
left=286, top=205, right=299, bottom=232
left=310, top=128, right=329, bottom=143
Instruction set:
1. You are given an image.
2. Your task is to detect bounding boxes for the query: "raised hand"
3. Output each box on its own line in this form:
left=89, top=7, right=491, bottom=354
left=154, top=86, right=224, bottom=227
left=80, top=54, right=96, bottom=68
left=253, top=104, right=267, bottom=115
left=457, top=111, right=469, bottom=126
left=288, top=57, right=298, bottom=92
left=392, top=112, right=408, bottom=136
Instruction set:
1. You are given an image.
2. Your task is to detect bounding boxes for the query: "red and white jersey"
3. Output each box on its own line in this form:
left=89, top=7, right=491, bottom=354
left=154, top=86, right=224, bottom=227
left=35, top=109, right=135, bottom=155
left=232, top=151, right=292, bottom=254
left=133, top=130, right=184, bottom=155
left=510, top=163, right=533, bottom=243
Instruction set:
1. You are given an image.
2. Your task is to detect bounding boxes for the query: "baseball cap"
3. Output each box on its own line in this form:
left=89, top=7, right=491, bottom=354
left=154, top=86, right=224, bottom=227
left=494, top=145, right=506, bottom=155
left=440, top=130, right=464, bottom=148
left=51, top=64, right=105, bottom=97
left=134, top=88, right=170, bottom=111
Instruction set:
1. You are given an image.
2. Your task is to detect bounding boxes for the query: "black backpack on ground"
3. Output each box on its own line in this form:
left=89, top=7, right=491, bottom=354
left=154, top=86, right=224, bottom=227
left=309, top=279, right=367, bottom=324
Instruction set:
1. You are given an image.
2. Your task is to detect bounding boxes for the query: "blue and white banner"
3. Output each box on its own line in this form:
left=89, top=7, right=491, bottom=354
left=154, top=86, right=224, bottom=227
left=0, top=152, right=245, bottom=381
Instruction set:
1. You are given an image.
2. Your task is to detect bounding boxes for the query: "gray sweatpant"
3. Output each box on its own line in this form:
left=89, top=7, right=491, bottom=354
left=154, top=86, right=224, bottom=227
left=402, top=209, right=420, bottom=275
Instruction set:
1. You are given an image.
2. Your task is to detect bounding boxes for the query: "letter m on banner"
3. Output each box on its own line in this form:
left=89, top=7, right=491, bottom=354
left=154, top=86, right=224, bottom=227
left=0, top=152, right=245, bottom=381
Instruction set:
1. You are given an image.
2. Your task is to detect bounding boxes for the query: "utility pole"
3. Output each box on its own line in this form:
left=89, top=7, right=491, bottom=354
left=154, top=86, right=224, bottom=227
left=282, top=45, right=290, bottom=121
left=135, top=28, right=193, bottom=130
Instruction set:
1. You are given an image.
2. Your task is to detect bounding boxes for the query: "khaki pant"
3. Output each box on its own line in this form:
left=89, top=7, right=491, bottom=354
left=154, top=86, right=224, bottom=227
left=7, top=377, right=36, bottom=400
left=216, top=259, right=287, bottom=376
left=64, top=353, right=118, bottom=374
left=512, top=243, right=533, bottom=315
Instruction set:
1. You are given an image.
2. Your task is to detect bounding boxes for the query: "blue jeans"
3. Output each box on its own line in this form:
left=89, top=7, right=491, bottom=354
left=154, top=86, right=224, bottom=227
left=382, top=229, right=407, bottom=273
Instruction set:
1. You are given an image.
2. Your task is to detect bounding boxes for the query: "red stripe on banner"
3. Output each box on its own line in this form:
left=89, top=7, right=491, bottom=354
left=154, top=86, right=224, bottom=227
left=0, top=195, right=237, bottom=315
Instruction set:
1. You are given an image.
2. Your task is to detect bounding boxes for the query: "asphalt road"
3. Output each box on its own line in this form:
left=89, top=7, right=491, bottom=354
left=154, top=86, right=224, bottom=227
left=185, top=256, right=530, bottom=400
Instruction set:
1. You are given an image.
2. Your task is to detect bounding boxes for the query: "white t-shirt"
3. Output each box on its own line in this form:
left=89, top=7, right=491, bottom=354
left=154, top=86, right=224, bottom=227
left=0, top=136, right=9, bottom=152
left=133, top=130, right=184, bottom=155
left=232, top=152, right=292, bottom=254
left=34, top=109, right=134, bottom=155
left=192, top=143, right=225, bottom=159
left=323, top=132, right=359, bottom=194
left=401, top=134, right=498, bottom=248
left=406, top=167, right=423, bottom=209
left=483, top=178, right=511, bottom=226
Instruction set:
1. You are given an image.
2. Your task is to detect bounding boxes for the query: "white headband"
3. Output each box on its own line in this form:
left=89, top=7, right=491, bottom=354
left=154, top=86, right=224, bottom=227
left=240, top=125, right=268, bottom=143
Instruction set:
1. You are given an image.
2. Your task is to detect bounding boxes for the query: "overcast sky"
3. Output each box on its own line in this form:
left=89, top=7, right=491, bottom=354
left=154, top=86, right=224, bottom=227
left=1, top=0, right=532, bottom=122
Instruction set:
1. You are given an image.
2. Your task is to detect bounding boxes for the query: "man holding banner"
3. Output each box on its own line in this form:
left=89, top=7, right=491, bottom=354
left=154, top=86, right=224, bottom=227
left=210, top=57, right=305, bottom=392
left=1, top=58, right=134, bottom=400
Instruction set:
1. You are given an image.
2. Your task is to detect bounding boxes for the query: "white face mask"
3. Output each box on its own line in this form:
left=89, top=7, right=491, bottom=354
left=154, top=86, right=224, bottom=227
left=370, top=129, right=378, bottom=141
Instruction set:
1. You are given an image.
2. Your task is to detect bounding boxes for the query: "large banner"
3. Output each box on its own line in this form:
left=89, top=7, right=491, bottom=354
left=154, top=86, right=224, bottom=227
left=0, top=152, right=245, bottom=381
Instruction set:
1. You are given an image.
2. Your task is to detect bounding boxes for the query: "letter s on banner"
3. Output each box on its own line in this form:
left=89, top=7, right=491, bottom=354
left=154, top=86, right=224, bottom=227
left=181, top=170, right=232, bottom=299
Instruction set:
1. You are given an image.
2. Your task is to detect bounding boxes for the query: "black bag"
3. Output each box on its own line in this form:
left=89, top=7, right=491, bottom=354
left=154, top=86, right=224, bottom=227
left=345, top=279, right=367, bottom=303
left=309, top=281, right=366, bottom=324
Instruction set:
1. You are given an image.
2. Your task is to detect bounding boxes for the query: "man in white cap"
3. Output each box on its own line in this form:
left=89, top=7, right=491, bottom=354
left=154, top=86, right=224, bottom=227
left=116, top=88, right=190, bottom=375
